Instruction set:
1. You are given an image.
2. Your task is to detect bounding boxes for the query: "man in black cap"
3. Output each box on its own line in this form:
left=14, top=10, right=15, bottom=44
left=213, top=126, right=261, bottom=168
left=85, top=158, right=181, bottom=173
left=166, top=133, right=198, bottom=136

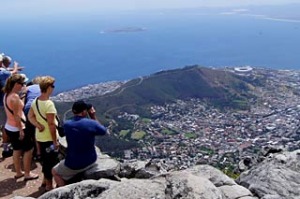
left=52, top=100, right=107, bottom=187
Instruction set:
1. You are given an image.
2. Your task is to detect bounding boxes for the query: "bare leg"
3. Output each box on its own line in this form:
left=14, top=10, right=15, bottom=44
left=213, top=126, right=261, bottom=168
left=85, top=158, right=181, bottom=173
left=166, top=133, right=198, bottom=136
left=45, top=178, right=54, bottom=191
left=36, top=141, right=41, bottom=156
left=13, top=150, right=23, bottom=177
left=1, top=128, right=9, bottom=151
left=52, top=168, right=65, bottom=187
left=23, top=148, right=38, bottom=179
left=1, top=127, right=8, bottom=143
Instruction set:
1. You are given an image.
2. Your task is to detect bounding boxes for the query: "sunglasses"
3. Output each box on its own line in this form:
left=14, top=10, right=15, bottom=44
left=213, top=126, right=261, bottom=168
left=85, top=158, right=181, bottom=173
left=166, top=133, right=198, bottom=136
left=17, top=82, right=26, bottom=86
left=50, top=84, right=55, bottom=88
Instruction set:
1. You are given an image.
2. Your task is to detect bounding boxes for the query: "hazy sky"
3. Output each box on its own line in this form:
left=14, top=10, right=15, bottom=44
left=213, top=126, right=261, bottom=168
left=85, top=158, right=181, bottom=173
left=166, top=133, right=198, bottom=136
left=2, top=0, right=300, bottom=16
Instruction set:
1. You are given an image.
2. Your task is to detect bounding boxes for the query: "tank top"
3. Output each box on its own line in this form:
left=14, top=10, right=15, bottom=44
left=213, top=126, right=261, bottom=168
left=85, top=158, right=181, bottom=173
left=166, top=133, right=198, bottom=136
left=4, top=93, right=26, bottom=130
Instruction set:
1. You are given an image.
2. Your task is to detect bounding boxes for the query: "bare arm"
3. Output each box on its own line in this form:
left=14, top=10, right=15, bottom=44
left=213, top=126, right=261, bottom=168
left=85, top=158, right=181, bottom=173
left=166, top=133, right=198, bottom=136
left=11, top=94, right=25, bottom=139
left=10, top=61, right=20, bottom=74
left=46, top=113, right=58, bottom=147
left=28, top=107, right=45, bottom=132
left=88, top=106, right=109, bottom=135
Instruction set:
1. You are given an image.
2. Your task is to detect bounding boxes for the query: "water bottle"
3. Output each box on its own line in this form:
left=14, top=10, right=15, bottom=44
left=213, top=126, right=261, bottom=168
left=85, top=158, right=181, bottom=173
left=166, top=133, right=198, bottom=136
left=46, top=145, right=57, bottom=153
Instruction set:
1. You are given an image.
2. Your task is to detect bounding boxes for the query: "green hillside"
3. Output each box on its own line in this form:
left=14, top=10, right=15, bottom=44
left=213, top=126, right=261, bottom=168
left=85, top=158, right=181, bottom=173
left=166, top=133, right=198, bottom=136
left=54, top=65, right=263, bottom=156
left=91, top=66, right=255, bottom=116
left=56, top=65, right=259, bottom=118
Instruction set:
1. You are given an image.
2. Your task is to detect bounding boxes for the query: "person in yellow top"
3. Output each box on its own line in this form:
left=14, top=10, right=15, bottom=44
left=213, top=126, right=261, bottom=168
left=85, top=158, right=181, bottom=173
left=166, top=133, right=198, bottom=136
left=28, top=76, right=58, bottom=191
left=3, top=74, right=38, bottom=180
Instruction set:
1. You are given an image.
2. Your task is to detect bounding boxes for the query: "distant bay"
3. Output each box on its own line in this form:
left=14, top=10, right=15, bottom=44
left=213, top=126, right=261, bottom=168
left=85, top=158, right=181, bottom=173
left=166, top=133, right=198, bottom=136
left=1, top=10, right=300, bottom=93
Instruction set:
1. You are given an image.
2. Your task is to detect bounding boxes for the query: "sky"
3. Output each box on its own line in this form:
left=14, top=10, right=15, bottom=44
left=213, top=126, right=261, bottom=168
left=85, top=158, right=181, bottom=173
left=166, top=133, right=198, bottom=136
left=2, top=0, right=300, bottom=17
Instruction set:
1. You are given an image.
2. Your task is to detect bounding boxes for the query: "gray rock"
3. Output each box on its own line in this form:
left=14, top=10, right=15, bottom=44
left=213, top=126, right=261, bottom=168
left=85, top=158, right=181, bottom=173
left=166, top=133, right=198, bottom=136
left=98, top=178, right=166, bottom=199
left=120, top=159, right=168, bottom=179
left=237, top=149, right=300, bottom=199
left=29, top=149, right=300, bottom=199
left=135, top=159, right=168, bottom=179
left=186, top=164, right=236, bottom=186
left=238, top=156, right=258, bottom=172
left=36, top=166, right=232, bottom=199
left=164, top=171, right=223, bottom=199
left=84, top=153, right=121, bottom=180
left=119, top=159, right=147, bottom=178
left=261, top=195, right=284, bottom=199
left=39, top=179, right=119, bottom=199
left=219, top=185, right=253, bottom=199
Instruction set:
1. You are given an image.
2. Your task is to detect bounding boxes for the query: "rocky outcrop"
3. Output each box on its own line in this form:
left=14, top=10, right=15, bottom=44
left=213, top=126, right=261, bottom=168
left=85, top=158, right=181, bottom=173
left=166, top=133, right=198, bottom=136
left=83, top=153, right=121, bottom=180
left=13, top=150, right=300, bottom=199
left=15, top=164, right=256, bottom=199
left=119, top=158, right=168, bottom=179
left=236, top=149, right=300, bottom=199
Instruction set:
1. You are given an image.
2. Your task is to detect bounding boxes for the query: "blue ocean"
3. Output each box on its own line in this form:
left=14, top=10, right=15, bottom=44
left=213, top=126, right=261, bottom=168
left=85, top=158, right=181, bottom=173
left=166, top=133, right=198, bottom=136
left=1, top=10, right=300, bottom=93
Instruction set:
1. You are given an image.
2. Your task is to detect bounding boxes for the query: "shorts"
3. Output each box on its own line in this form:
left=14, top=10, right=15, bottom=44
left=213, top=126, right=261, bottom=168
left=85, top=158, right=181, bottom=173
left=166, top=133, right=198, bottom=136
left=53, top=160, right=96, bottom=181
left=5, top=128, right=34, bottom=151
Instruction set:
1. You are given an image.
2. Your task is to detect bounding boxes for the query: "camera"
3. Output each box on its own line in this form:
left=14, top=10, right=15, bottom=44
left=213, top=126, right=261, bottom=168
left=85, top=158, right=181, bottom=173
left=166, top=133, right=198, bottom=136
left=87, top=103, right=93, bottom=111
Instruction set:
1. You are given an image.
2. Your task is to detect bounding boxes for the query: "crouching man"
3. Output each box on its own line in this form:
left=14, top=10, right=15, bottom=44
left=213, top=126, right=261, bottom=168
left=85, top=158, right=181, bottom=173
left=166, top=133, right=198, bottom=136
left=52, top=100, right=108, bottom=187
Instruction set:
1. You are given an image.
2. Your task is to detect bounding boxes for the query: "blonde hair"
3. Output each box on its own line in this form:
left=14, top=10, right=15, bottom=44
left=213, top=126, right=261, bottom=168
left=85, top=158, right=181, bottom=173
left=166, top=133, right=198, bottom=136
left=3, top=74, right=26, bottom=94
left=39, top=76, right=55, bottom=93
left=31, top=76, right=43, bottom=84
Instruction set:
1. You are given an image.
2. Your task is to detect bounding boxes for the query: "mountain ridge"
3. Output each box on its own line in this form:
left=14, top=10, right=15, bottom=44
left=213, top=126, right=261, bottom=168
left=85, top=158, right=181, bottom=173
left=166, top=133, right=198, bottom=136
left=55, top=65, right=259, bottom=118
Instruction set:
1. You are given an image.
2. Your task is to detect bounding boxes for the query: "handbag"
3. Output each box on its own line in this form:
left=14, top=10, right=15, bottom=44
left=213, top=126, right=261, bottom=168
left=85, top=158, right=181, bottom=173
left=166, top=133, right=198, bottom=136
left=35, top=98, right=65, bottom=137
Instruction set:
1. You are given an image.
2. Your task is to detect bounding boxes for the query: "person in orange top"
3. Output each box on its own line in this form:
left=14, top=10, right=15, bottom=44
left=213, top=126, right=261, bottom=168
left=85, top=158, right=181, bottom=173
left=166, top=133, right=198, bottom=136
left=3, top=74, right=38, bottom=180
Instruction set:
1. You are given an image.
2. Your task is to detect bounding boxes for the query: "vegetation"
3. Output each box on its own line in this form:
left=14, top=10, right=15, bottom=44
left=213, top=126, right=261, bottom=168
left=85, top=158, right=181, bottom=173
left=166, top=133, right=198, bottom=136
left=131, top=130, right=146, bottom=140
left=141, top=118, right=151, bottom=124
left=184, top=132, right=197, bottom=139
left=222, top=167, right=240, bottom=179
left=199, top=146, right=215, bottom=155
left=162, top=128, right=177, bottom=135
left=119, top=130, right=130, bottom=138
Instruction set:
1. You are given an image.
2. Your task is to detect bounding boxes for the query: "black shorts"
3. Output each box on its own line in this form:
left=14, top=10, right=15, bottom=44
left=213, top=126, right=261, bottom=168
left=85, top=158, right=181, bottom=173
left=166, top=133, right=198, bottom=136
left=5, top=128, right=34, bottom=151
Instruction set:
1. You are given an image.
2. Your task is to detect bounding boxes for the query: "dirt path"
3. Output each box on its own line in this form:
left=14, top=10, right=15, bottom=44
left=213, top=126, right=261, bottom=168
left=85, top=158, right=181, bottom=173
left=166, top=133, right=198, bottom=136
left=0, top=149, right=46, bottom=199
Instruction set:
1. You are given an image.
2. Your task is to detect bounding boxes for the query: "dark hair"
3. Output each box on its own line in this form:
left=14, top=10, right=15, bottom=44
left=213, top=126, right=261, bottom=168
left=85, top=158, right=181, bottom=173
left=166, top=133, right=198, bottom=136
left=3, top=74, right=25, bottom=94
left=2, top=56, right=11, bottom=68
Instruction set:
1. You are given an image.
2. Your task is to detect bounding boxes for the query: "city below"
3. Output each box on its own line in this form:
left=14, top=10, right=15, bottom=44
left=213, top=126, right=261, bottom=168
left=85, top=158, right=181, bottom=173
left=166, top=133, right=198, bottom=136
left=52, top=67, right=300, bottom=173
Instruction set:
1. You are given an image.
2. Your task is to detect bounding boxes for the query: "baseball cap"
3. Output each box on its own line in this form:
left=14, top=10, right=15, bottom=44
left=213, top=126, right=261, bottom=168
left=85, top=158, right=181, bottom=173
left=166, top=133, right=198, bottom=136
left=72, top=100, right=92, bottom=114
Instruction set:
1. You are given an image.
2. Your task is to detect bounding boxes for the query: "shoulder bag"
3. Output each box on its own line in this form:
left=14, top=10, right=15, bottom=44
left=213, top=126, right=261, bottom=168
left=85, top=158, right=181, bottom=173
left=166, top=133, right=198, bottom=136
left=35, top=98, right=65, bottom=137
left=5, top=95, right=26, bottom=124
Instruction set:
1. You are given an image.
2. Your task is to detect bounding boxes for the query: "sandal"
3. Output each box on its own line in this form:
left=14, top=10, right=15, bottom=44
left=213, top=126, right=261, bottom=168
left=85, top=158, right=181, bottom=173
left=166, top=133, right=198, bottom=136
left=24, top=173, right=39, bottom=181
left=45, top=186, right=53, bottom=192
left=14, top=173, right=24, bottom=179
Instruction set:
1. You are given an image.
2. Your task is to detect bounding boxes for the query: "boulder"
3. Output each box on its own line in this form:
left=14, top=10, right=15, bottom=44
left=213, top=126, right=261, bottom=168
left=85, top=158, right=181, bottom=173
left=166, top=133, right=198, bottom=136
left=219, top=185, right=254, bottom=199
left=83, top=153, right=121, bottom=180
left=33, top=164, right=256, bottom=199
left=236, top=149, right=300, bottom=199
left=39, top=179, right=119, bottom=199
left=97, top=178, right=166, bottom=199
left=164, top=170, right=223, bottom=199
left=13, top=150, right=300, bottom=199
left=186, top=164, right=236, bottom=187
left=119, top=159, right=168, bottom=179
